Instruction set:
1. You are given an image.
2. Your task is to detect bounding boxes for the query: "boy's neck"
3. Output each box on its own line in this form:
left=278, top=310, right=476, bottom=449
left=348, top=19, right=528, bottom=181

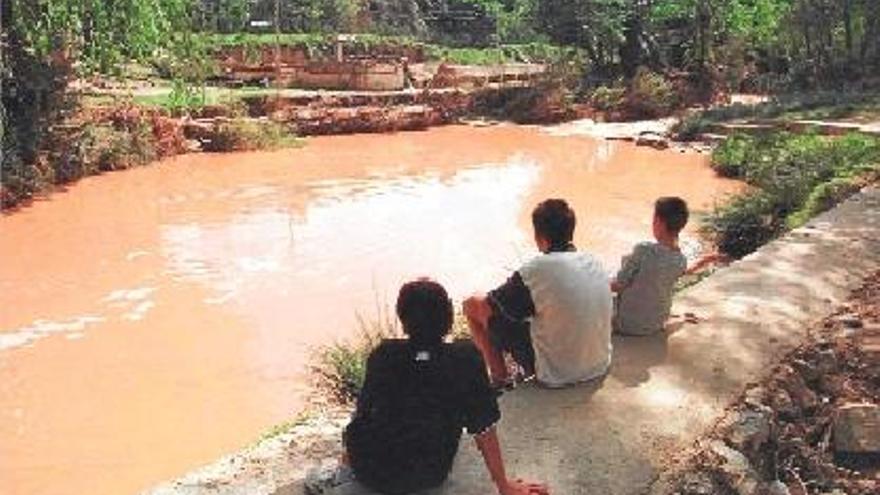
left=656, top=234, right=679, bottom=250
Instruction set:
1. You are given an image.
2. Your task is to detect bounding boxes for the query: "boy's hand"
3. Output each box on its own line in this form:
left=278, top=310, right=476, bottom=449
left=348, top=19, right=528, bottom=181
left=498, top=478, right=549, bottom=495
left=610, top=280, right=622, bottom=293
left=706, top=252, right=731, bottom=264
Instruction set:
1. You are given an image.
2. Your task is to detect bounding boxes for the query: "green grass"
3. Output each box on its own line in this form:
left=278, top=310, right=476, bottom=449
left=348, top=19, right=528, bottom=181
left=128, top=87, right=276, bottom=109
left=312, top=302, right=401, bottom=404
left=256, top=410, right=314, bottom=444
left=423, top=43, right=575, bottom=65
left=425, top=46, right=509, bottom=65
left=198, top=32, right=421, bottom=49
left=197, top=32, right=573, bottom=66
left=312, top=304, right=472, bottom=405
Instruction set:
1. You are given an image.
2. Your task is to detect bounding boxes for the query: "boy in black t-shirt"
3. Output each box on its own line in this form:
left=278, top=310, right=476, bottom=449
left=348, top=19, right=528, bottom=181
left=340, top=279, right=549, bottom=495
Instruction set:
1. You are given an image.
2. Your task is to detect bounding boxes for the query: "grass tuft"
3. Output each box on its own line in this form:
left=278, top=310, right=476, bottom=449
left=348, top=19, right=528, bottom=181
left=201, top=119, right=302, bottom=152
left=312, top=302, right=472, bottom=405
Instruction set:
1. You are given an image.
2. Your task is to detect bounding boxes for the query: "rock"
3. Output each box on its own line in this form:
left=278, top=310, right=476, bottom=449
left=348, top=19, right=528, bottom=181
left=833, top=403, right=880, bottom=454
left=185, top=139, right=202, bottom=152
left=720, top=406, right=772, bottom=453
left=679, top=471, right=716, bottom=494
left=769, top=388, right=799, bottom=420
left=834, top=313, right=864, bottom=329
left=764, top=480, right=790, bottom=495
left=707, top=440, right=763, bottom=495
left=744, top=386, right=769, bottom=408
left=814, top=349, right=838, bottom=375
left=636, top=131, right=670, bottom=149
left=777, top=365, right=819, bottom=412
left=818, top=373, right=852, bottom=397
left=791, top=358, right=820, bottom=383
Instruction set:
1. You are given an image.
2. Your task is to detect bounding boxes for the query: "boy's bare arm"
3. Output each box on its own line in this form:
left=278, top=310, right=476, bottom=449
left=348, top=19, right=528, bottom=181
left=474, top=427, right=549, bottom=495
left=685, top=252, right=729, bottom=276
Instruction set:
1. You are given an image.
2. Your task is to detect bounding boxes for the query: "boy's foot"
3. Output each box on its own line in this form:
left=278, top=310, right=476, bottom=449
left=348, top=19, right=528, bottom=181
left=490, top=371, right=535, bottom=395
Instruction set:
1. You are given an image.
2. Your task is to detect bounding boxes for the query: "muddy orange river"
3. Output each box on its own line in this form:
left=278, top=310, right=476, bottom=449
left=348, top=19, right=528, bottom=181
left=0, top=124, right=741, bottom=495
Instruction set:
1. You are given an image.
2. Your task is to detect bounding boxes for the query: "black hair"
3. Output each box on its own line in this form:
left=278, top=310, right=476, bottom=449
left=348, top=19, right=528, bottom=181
left=532, top=199, right=576, bottom=247
left=655, top=197, right=689, bottom=234
left=396, top=278, right=453, bottom=346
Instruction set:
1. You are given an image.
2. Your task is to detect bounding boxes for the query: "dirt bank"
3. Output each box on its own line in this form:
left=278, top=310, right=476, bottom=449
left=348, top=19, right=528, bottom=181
left=667, top=271, right=880, bottom=495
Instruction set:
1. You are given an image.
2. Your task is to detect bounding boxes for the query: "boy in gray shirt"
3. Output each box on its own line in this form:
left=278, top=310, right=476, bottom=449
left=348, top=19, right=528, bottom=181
left=611, top=197, right=719, bottom=336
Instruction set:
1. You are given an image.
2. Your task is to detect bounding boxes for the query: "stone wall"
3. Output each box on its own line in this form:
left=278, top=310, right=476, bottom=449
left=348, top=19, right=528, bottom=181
left=220, top=59, right=406, bottom=91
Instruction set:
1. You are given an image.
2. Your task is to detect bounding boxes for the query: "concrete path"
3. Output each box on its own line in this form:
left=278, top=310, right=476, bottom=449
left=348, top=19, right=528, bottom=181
left=146, top=187, right=880, bottom=495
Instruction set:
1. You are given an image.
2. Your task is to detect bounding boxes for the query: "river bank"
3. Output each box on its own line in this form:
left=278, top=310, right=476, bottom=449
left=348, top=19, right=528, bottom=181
left=0, top=80, right=566, bottom=211
left=144, top=186, right=880, bottom=495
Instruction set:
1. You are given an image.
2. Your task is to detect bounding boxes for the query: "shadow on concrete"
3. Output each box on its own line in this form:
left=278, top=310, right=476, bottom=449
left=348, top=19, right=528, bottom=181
left=610, top=334, right=669, bottom=388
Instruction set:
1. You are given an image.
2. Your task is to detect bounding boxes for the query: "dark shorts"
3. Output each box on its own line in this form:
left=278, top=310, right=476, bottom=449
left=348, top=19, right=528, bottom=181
left=487, top=301, right=535, bottom=376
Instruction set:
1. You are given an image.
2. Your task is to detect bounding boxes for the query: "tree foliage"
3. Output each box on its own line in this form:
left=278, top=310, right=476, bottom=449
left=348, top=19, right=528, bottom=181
left=10, top=0, right=195, bottom=73
left=1, top=0, right=202, bottom=207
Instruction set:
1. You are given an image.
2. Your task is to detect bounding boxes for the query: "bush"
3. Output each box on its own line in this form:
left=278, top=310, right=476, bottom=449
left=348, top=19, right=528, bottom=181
left=742, top=133, right=831, bottom=213
left=671, top=114, right=712, bottom=141
left=706, top=131, right=880, bottom=257
left=711, top=134, right=755, bottom=178
left=474, top=60, right=581, bottom=124
left=202, top=119, right=299, bottom=152
left=590, top=85, right=626, bottom=112
left=626, top=67, right=678, bottom=119
left=704, top=192, right=781, bottom=259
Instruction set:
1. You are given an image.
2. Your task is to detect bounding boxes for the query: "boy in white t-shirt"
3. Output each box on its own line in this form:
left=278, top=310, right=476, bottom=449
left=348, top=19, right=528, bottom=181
left=463, top=199, right=613, bottom=389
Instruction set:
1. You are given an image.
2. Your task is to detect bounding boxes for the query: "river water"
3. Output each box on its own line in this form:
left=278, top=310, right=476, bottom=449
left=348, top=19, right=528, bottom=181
left=0, top=124, right=741, bottom=495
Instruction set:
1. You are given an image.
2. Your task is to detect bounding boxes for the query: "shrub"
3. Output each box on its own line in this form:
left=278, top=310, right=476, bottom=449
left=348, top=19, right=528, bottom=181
left=711, top=134, right=755, bottom=178
left=590, top=85, right=626, bottom=113
left=706, top=131, right=880, bottom=258
left=625, top=67, right=678, bottom=119
left=671, top=114, right=712, bottom=142
left=475, top=60, right=580, bottom=124
left=742, top=133, right=831, bottom=213
left=202, top=119, right=299, bottom=152
left=49, top=121, right=159, bottom=183
left=0, top=151, right=48, bottom=209
left=704, top=192, right=781, bottom=259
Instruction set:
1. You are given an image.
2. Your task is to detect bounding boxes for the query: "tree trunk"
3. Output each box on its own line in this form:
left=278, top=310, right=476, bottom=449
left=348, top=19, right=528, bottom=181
left=620, top=0, right=643, bottom=78
left=843, top=0, right=853, bottom=60
left=861, top=1, right=880, bottom=64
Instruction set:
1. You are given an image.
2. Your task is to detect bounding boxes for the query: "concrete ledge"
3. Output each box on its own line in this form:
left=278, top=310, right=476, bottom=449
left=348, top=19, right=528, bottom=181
left=144, top=186, right=880, bottom=495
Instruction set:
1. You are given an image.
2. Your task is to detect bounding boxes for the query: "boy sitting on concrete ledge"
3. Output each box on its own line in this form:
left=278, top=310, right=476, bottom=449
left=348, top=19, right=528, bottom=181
left=308, top=279, right=548, bottom=495
left=464, top=199, right=613, bottom=389
left=611, top=197, right=724, bottom=336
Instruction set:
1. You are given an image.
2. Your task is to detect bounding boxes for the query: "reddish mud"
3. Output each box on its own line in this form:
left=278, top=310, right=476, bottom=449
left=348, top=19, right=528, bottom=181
left=0, top=124, right=741, bottom=495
